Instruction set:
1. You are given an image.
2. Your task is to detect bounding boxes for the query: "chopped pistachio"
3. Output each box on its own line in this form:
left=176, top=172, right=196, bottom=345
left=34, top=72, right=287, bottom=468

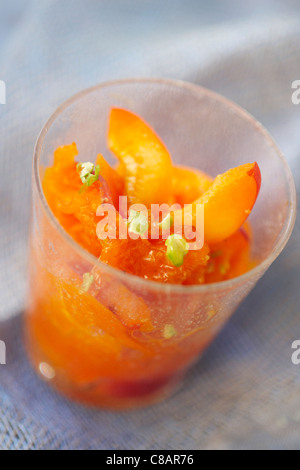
left=77, top=162, right=100, bottom=188
left=206, top=260, right=215, bottom=274
left=80, top=272, right=94, bottom=293
left=128, top=209, right=148, bottom=236
left=206, top=309, right=216, bottom=321
left=165, top=234, right=189, bottom=267
left=158, top=213, right=174, bottom=231
left=163, top=324, right=177, bottom=339
left=219, top=260, right=230, bottom=275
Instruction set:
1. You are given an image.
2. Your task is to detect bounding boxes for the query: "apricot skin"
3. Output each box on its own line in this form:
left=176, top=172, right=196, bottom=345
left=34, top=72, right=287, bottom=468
left=176, top=162, right=261, bottom=245
left=108, top=108, right=173, bottom=207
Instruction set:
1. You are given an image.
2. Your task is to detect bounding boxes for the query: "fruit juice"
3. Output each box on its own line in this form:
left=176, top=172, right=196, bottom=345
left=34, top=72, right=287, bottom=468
left=25, top=108, right=261, bottom=408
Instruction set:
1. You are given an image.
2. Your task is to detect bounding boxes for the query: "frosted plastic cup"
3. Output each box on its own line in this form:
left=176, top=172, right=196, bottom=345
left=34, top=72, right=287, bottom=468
left=25, top=79, right=296, bottom=409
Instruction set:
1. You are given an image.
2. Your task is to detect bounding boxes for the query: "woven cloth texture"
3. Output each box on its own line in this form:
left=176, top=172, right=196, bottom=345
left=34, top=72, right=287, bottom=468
left=0, top=0, right=299, bottom=450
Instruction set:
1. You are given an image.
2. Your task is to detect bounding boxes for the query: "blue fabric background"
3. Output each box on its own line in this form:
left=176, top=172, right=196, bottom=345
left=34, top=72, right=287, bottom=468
left=0, top=0, right=299, bottom=450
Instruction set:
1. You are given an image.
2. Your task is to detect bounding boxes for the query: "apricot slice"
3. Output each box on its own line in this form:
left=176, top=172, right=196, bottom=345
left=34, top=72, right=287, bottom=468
left=92, top=250, right=153, bottom=332
left=59, top=279, right=151, bottom=351
left=172, top=165, right=213, bottom=205
left=176, top=162, right=261, bottom=245
left=96, top=154, right=124, bottom=210
left=43, top=144, right=115, bottom=257
left=204, top=229, right=251, bottom=283
left=108, top=108, right=173, bottom=207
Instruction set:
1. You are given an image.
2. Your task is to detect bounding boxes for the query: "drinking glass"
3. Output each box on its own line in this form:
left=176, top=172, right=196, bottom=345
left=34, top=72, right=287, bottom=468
left=25, top=79, right=296, bottom=408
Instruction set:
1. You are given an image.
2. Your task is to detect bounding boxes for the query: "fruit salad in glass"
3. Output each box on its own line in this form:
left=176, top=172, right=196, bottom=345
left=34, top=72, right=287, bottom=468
left=26, top=80, right=296, bottom=408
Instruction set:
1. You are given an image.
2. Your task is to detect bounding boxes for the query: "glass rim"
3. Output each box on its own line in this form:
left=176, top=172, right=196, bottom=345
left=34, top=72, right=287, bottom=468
left=33, top=77, right=297, bottom=294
